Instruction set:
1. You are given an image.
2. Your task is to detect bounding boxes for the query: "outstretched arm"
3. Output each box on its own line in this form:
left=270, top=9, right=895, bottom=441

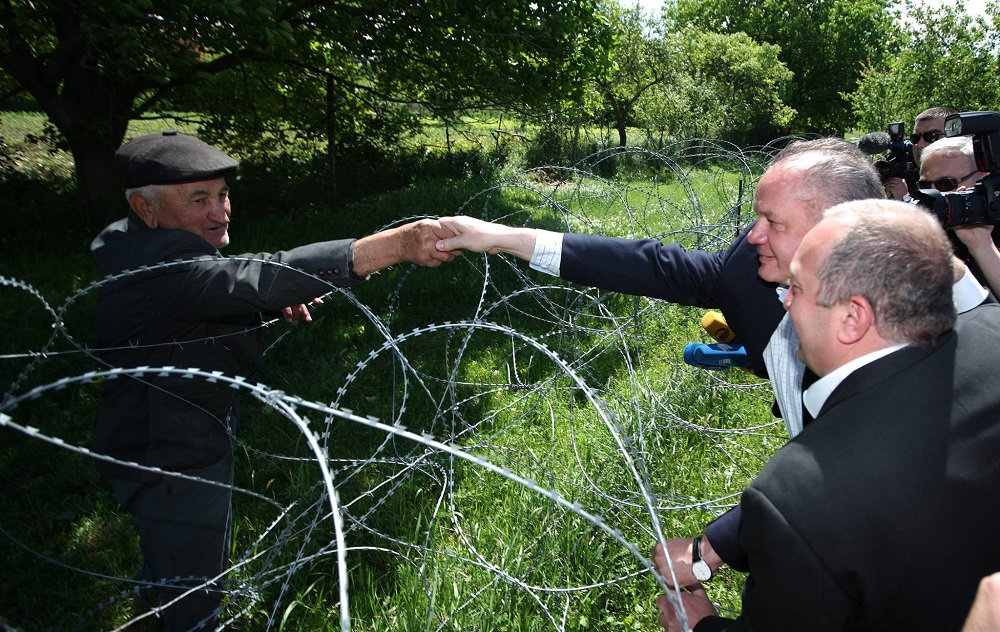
left=353, top=218, right=459, bottom=276
left=435, top=215, right=539, bottom=260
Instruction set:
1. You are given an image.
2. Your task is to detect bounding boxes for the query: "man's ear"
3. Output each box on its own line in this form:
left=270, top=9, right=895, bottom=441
left=129, top=192, right=158, bottom=229
left=837, top=295, right=875, bottom=344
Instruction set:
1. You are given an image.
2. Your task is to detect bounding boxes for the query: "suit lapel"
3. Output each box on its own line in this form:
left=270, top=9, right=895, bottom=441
left=817, top=334, right=952, bottom=418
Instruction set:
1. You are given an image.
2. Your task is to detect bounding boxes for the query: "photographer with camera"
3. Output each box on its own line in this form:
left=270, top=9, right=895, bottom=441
left=919, top=135, right=999, bottom=293
left=883, top=106, right=958, bottom=201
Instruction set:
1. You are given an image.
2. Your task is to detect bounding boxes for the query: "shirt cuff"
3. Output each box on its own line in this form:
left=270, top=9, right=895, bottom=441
left=347, top=239, right=369, bottom=281
left=528, top=230, right=563, bottom=277
left=953, top=266, right=988, bottom=314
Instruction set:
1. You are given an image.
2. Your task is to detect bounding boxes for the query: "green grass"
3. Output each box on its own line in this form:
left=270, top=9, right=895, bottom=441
left=0, top=112, right=781, bottom=631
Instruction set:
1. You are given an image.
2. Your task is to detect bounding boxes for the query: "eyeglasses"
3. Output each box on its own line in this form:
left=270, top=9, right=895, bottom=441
left=917, top=169, right=980, bottom=192
left=910, top=130, right=945, bottom=144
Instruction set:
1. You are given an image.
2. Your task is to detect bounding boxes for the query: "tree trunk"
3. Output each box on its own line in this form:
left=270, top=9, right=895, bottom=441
left=571, top=117, right=581, bottom=163
left=68, top=130, right=129, bottom=231
left=33, top=59, right=134, bottom=231
left=325, top=74, right=338, bottom=204
left=327, top=138, right=338, bottom=205
left=616, top=114, right=628, bottom=148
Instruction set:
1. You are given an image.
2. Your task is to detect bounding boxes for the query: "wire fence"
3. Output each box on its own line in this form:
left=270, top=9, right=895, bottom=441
left=1, top=141, right=793, bottom=631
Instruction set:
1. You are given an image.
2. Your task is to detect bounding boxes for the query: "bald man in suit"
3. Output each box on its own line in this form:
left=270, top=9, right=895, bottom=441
left=656, top=200, right=1000, bottom=631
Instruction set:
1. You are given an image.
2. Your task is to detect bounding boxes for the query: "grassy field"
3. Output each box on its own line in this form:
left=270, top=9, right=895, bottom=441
left=0, top=113, right=783, bottom=631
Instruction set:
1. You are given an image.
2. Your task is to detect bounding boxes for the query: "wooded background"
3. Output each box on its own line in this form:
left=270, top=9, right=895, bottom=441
left=2, top=0, right=998, bottom=228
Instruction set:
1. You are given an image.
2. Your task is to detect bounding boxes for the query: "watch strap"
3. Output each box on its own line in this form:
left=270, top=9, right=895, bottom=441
left=692, top=535, right=714, bottom=581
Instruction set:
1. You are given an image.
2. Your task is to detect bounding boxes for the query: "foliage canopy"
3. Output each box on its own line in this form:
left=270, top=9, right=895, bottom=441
left=0, top=0, right=615, bottom=225
left=665, top=0, right=897, bottom=133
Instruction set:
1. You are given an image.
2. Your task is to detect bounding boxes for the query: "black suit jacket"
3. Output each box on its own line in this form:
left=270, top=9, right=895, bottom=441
left=560, top=225, right=786, bottom=378
left=90, top=212, right=363, bottom=480
left=697, top=304, right=1000, bottom=631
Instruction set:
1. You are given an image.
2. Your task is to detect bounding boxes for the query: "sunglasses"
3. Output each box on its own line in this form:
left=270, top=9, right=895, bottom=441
left=917, top=169, right=980, bottom=192
left=910, top=130, right=945, bottom=144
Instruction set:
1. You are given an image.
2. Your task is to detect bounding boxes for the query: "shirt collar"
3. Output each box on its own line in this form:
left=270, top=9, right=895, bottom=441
left=802, top=343, right=908, bottom=418
left=954, top=265, right=988, bottom=313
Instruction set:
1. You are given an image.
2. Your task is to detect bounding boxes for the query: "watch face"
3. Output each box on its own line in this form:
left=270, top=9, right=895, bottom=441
left=692, top=560, right=712, bottom=582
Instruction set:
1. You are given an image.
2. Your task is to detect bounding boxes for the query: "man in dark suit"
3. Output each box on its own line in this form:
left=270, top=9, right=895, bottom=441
left=655, top=200, right=1000, bottom=631
left=92, top=131, right=457, bottom=630
left=435, top=138, right=989, bottom=580
left=435, top=138, right=884, bottom=379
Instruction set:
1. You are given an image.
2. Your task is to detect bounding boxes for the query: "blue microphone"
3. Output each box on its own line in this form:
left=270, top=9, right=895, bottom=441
left=683, top=342, right=750, bottom=370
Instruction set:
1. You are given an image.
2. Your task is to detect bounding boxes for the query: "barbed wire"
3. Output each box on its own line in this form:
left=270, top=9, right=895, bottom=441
left=0, top=142, right=790, bottom=631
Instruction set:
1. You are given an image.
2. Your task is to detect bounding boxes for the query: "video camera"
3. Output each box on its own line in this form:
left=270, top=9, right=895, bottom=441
left=912, top=111, right=1000, bottom=227
left=859, top=122, right=919, bottom=189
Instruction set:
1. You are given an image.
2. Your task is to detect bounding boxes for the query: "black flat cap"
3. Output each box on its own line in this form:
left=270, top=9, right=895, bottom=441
left=115, top=130, right=239, bottom=188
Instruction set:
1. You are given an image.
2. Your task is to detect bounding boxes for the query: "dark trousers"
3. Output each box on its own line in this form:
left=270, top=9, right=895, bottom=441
left=111, top=451, right=234, bottom=631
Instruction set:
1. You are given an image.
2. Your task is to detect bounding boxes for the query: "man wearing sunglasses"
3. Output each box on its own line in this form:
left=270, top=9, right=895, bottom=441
left=885, top=106, right=958, bottom=201
left=912, top=106, right=959, bottom=162
left=920, top=135, right=1000, bottom=294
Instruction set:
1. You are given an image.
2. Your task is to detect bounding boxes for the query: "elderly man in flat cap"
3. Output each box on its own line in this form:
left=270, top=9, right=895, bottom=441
left=90, top=131, right=457, bottom=630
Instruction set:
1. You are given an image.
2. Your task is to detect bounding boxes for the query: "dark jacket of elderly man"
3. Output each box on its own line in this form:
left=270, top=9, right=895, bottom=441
left=91, top=131, right=453, bottom=631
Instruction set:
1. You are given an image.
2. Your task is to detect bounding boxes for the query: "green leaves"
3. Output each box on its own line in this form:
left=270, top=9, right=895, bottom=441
left=845, top=1, right=1000, bottom=133
left=666, top=0, right=896, bottom=133
left=0, top=0, right=617, bottom=217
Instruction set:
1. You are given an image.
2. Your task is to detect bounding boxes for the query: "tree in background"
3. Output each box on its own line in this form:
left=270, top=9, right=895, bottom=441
left=591, top=4, right=675, bottom=148
left=845, top=0, right=1000, bottom=135
left=178, top=1, right=618, bottom=201
left=634, top=29, right=794, bottom=146
left=170, top=36, right=431, bottom=205
left=0, top=0, right=613, bottom=227
left=665, top=0, right=895, bottom=134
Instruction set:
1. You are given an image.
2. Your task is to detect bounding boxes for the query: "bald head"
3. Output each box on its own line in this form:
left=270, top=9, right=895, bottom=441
left=785, top=200, right=956, bottom=375
left=770, top=138, right=885, bottom=206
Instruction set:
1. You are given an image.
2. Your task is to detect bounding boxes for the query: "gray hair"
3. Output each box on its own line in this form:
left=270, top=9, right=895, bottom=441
left=921, top=135, right=976, bottom=167
left=769, top=137, right=886, bottom=223
left=815, top=200, right=956, bottom=344
left=124, top=184, right=165, bottom=205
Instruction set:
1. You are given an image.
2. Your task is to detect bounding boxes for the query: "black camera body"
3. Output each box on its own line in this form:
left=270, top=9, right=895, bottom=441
left=875, top=121, right=919, bottom=187
left=913, top=111, right=1000, bottom=227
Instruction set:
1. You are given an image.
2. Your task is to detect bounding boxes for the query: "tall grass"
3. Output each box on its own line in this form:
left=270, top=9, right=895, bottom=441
left=0, top=113, right=781, bottom=631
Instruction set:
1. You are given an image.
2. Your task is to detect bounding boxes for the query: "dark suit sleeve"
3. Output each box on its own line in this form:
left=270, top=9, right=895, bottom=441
left=695, top=486, right=856, bottom=632
left=185, top=239, right=360, bottom=318
left=703, top=506, right=748, bottom=571
left=559, top=233, right=727, bottom=307
left=557, top=228, right=785, bottom=378
left=92, top=217, right=364, bottom=320
left=145, top=233, right=359, bottom=320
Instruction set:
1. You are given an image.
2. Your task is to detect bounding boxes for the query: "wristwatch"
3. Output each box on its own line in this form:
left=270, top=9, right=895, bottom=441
left=691, top=536, right=714, bottom=582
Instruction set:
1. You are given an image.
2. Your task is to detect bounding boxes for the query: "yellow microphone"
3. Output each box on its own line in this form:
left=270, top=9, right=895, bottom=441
left=700, top=311, right=736, bottom=343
